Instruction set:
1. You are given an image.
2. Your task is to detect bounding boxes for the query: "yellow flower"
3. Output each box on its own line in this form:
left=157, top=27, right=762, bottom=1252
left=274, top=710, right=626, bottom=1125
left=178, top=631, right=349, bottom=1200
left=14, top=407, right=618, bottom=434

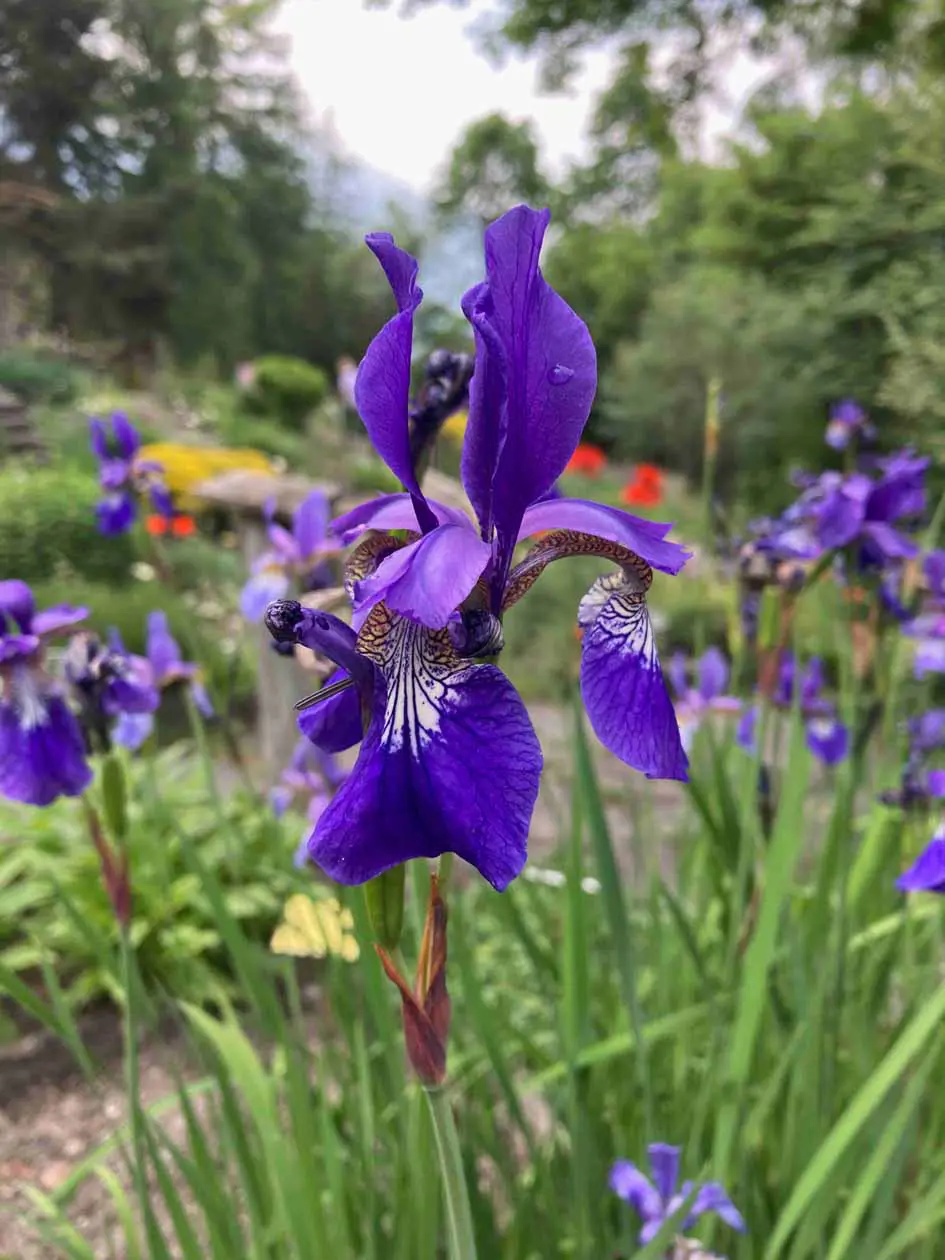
left=139, top=443, right=274, bottom=512
left=440, top=410, right=468, bottom=444
left=270, top=894, right=359, bottom=963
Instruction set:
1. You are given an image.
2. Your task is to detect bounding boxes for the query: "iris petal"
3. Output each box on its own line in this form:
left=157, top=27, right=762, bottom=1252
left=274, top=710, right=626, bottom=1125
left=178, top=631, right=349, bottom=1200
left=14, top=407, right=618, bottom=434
left=298, top=668, right=364, bottom=754
left=293, top=489, right=331, bottom=560
left=307, top=610, right=542, bottom=890
left=241, top=571, right=290, bottom=622
left=356, top=234, right=437, bottom=533
left=896, top=830, right=945, bottom=893
left=609, top=1161, right=661, bottom=1220
left=579, top=578, right=688, bottom=781
left=0, top=688, right=92, bottom=806
left=331, top=493, right=469, bottom=542
left=518, top=499, right=690, bottom=575
left=648, top=1143, right=681, bottom=1204
left=460, top=206, right=597, bottom=550
left=353, top=523, right=492, bottom=629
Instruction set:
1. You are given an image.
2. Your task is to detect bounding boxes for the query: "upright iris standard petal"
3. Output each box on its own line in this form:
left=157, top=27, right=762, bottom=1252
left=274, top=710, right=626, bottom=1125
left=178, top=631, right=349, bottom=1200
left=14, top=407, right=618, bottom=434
left=686, top=1184, right=747, bottom=1234
left=0, top=688, right=92, bottom=806
left=293, top=489, right=331, bottom=560
left=303, top=606, right=542, bottom=890
left=355, top=234, right=437, bottom=533
left=111, top=412, right=141, bottom=459
left=352, top=523, right=492, bottom=629
left=647, top=1144, right=681, bottom=1203
left=698, top=647, right=729, bottom=703
left=461, top=205, right=597, bottom=550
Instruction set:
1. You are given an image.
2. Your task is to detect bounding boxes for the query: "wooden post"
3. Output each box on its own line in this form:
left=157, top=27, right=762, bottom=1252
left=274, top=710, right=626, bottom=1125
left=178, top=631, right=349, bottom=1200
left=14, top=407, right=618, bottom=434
left=239, top=517, right=311, bottom=780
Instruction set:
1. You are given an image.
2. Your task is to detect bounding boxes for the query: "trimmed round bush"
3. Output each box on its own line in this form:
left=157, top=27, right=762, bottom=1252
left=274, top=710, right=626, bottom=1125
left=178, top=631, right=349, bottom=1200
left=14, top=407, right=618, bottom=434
left=0, top=351, right=80, bottom=404
left=246, top=356, right=329, bottom=429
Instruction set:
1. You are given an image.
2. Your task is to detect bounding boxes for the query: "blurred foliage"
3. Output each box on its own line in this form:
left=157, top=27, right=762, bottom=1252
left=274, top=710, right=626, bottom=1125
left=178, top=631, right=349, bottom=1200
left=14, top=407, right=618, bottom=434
left=0, top=748, right=297, bottom=1007
left=0, top=349, right=81, bottom=404
left=245, top=356, right=331, bottom=430
left=0, top=463, right=137, bottom=586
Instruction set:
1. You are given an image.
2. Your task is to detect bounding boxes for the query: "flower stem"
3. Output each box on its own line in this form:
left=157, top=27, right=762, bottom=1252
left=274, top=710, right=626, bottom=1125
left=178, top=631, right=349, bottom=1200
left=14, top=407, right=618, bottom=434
left=424, top=1085, right=477, bottom=1260
left=120, top=923, right=154, bottom=1240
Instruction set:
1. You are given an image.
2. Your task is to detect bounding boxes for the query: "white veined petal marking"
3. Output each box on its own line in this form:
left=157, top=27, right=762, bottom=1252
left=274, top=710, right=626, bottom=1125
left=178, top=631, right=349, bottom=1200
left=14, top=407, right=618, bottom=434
left=357, top=603, right=462, bottom=758
left=583, top=584, right=656, bottom=667
left=7, top=664, right=50, bottom=731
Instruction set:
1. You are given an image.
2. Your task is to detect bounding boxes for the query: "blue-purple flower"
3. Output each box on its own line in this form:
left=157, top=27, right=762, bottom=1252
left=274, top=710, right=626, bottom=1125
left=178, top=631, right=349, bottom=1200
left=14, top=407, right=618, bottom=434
left=813, top=453, right=928, bottom=567
left=669, top=648, right=741, bottom=752
left=896, top=821, right=945, bottom=894
left=0, top=581, right=92, bottom=806
left=112, top=612, right=212, bottom=749
left=90, top=413, right=172, bottom=536
left=609, top=1143, right=745, bottom=1247
left=265, top=206, right=690, bottom=891
left=825, top=399, right=874, bottom=451
left=270, top=738, right=350, bottom=868
left=737, top=652, right=849, bottom=766
left=240, top=491, right=340, bottom=622
left=64, top=629, right=160, bottom=751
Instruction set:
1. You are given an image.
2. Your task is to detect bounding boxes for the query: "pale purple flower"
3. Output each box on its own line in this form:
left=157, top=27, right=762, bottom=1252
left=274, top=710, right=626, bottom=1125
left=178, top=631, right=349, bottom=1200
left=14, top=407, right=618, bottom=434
left=737, top=653, right=849, bottom=766
left=609, top=1143, right=745, bottom=1246
left=114, top=613, right=213, bottom=748
left=0, top=581, right=92, bottom=806
left=269, top=739, right=349, bottom=868
left=264, top=206, right=690, bottom=891
left=670, top=648, right=741, bottom=752
left=240, top=491, right=339, bottom=622
left=64, top=629, right=159, bottom=752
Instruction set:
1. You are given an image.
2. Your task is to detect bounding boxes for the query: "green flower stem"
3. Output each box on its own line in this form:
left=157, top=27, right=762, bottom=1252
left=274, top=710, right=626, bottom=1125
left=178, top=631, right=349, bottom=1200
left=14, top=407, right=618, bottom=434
left=424, top=1085, right=477, bottom=1260
left=120, top=922, right=153, bottom=1237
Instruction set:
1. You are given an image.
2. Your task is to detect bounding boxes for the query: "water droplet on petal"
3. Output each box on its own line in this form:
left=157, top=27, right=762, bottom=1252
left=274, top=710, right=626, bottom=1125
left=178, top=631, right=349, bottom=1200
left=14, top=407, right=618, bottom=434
left=548, top=364, right=574, bottom=386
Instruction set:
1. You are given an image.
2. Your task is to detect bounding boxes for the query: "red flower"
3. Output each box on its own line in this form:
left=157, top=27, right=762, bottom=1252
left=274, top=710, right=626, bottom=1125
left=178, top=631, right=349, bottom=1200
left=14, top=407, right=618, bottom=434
left=565, top=443, right=607, bottom=477
left=620, top=463, right=664, bottom=507
left=145, top=513, right=197, bottom=537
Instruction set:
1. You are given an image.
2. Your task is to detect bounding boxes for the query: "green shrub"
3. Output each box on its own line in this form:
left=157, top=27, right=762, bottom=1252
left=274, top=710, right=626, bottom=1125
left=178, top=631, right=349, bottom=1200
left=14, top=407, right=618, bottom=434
left=216, top=409, right=310, bottom=465
left=0, top=749, right=298, bottom=1008
left=347, top=456, right=402, bottom=494
left=246, top=355, right=329, bottom=429
left=0, top=464, right=137, bottom=587
left=0, top=350, right=80, bottom=404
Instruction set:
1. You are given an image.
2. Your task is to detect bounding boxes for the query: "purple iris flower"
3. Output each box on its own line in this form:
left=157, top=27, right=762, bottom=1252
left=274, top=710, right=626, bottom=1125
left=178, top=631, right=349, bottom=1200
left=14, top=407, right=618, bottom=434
left=269, top=739, right=349, bottom=868
left=609, top=1143, right=745, bottom=1246
left=240, top=491, right=340, bottom=622
left=113, top=612, right=213, bottom=749
left=737, top=652, right=849, bottom=766
left=90, top=413, right=172, bottom=535
left=813, top=455, right=927, bottom=565
left=0, top=581, right=92, bottom=806
left=825, top=399, right=873, bottom=451
left=896, top=821, right=945, bottom=894
left=669, top=648, right=741, bottom=752
left=266, top=206, right=690, bottom=892
left=64, top=629, right=160, bottom=752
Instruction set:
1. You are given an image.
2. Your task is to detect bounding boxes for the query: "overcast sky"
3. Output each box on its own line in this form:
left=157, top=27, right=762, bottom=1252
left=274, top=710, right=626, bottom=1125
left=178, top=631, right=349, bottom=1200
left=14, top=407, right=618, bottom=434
left=276, top=1, right=798, bottom=193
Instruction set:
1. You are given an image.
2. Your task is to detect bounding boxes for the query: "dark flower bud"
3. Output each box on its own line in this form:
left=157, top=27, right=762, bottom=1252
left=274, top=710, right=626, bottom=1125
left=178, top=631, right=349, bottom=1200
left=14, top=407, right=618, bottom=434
left=265, top=599, right=304, bottom=643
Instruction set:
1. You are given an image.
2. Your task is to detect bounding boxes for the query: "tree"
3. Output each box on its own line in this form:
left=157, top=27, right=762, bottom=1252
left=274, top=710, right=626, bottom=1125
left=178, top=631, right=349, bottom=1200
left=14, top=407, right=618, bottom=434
left=433, top=112, right=551, bottom=226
